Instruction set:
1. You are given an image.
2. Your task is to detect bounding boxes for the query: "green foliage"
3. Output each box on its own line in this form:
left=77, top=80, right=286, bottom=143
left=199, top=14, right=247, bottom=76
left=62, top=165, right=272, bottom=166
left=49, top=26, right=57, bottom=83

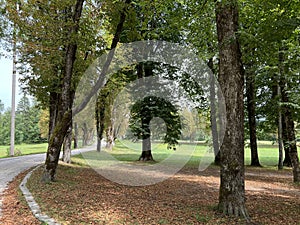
left=129, top=96, right=181, bottom=149
left=0, top=97, right=46, bottom=145
left=0, top=99, right=4, bottom=113
left=1, top=0, right=298, bottom=150
left=6, top=0, right=105, bottom=107
left=240, top=0, right=300, bottom=135
left=0, top=109, right=11, bottom=145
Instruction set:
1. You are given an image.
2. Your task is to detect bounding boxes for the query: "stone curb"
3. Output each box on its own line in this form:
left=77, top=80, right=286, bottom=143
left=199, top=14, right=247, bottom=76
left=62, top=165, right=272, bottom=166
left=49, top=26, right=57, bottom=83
left=19, top=165, right=61, bottom=225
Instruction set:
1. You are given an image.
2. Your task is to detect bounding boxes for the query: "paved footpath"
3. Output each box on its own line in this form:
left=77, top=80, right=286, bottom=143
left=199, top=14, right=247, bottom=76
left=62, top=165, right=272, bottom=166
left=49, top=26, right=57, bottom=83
left=0, top=146, right=95, bottom=219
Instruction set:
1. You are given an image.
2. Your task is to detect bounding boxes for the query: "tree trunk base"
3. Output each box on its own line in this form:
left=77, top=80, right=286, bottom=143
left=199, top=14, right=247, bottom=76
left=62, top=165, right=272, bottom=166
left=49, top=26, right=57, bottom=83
left=218, top=202, right=251, bottom=222
left=41, top=167, right=56, bottom=183
left=292, top=169, right=300, bottom=183
left=62, top=154, right=71, bottom=164
left=290, top=152, right=300, bottom=183
left=139, top=150, right=154, bottom=161
left=97, top=138, right=102, bottom=152
left=250, top=162, right=262, bottom=167
left=214, top=156, right=221, bottom=166
left=283, top=161, right=292, bottom=167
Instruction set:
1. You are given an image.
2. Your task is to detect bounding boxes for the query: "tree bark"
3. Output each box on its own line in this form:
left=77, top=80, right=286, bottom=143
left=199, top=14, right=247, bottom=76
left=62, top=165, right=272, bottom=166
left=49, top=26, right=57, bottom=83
left=82, top=122, right=88, bottom=146
left=140, top=126, right=153, bottom=161
left=73, top=122, right=78, bottom=149
left=42, top=0, right=85, bottom=182
left=271, top=75, right=285, bottom=169
left=208, top=58, right=220, bottom=165
left=139, top=110, right=153, bottom=162
left=278, top=49, right=292, bottom=167
left=280, top=79, right=300, bottom=182
left=137, top=62, right=154, bottom=161
left=277, top=84, right=284, bottom=170
left=282, top=110, right=300, bottom=182
left=96, top=99, right=105, bottom=152
left=216, top=1, right=250, bottom=220
left=245, top=68, right=261, bottom=167
left=48, top=92, right=59, bottom=141
left=105, top=124, right=115, bottom=151
left=282, top=113, right=292, bottom=167
left=62, top=123, right=72, bottom=163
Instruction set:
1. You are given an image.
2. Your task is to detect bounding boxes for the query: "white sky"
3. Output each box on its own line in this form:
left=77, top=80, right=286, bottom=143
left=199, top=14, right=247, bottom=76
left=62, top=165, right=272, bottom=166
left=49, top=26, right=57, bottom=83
left=0, top=54, right=21, bottom=109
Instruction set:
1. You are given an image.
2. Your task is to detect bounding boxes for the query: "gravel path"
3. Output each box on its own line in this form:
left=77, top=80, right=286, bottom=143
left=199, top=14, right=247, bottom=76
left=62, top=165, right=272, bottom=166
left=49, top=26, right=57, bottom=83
left=0, top=145, right=95, bottom=218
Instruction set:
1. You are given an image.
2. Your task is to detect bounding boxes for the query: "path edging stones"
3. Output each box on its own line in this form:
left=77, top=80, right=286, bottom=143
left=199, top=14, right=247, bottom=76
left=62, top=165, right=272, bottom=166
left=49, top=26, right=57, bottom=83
left=19, top=164, right=61, bottom=225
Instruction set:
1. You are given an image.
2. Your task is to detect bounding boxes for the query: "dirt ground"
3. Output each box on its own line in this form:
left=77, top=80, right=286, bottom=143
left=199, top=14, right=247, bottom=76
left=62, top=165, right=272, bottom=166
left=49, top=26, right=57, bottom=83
left=1, top=163, right=300, bottom=225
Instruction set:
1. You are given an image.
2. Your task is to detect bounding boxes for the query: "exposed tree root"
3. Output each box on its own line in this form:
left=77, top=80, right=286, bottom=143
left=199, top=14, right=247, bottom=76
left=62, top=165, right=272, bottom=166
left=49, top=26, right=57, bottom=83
left=218, top=202, right=251, bottom=223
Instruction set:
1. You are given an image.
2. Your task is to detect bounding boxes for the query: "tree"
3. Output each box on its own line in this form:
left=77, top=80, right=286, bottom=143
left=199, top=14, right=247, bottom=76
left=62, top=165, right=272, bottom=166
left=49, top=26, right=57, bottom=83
left=129, top=96, right=181, bottom=161
left=238, top=0, right=300, bottom=175
left=42, top=0, right=85, bottom=181
left=0, top=99, right=4, bottom=113
left=245, top=58, right=261, bottom=167
left=6, top=0, right=106, bottom=164
left=216, top=0, right=249, bottom=220
left=6, top=0, right=112, bottom=180
left=0, top=109, right=11, bottom=145
left=279, top=47, right=300, bottom=182
left=38, top=109, right=49, bottom=139
left=16, top=95, right=45, bottom=144
left=208, top=58, right=221, bottom=165
left=281, top=80, right=300, bottom=182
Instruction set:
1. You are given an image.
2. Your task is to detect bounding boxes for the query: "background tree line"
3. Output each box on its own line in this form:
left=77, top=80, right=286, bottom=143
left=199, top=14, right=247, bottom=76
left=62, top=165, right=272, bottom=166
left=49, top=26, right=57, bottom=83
left=0, top=96, right=46, bottom=145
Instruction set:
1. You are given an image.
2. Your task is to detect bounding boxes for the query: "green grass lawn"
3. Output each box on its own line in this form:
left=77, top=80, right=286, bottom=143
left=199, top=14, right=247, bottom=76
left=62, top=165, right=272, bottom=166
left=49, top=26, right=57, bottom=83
left=0, top=140, right=297, bottom=169
left=0, top=143, right=48, bottom=158
left=73, top=140, right=290, bottom=168
left=245, top=145, right=278, bottom=167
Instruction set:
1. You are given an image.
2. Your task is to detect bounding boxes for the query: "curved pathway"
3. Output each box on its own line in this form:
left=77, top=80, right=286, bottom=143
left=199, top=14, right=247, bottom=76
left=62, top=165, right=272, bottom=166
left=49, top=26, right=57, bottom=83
left=0, top=145, right=95, bottom=219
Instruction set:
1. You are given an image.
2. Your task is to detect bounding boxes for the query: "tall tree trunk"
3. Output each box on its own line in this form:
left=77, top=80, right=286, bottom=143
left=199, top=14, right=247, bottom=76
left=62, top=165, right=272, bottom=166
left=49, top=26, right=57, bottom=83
left=277, top=84, right=284, bottom=170
left=216, top=1, right=250, bottom=220
left=96, top=135, right=102, bottom=152
left=96, top=91, right=107, bottom=152
left=245, top=68, right=260, bottom=167
left=284, top=116, right=300, bottom=183
left=63, top=91, right=74, bottom=163
left=282, top=114, right=292, bottom=166
left=73, top=122, right=78, bottom=149
left=139, top=138, right=153, bottom=161
left=62, top=123, right=72, bottom=163
left=139, top=124, right=153, bottom=161
left=137, top=62, right=154, bottom=161
left=42, top=0, right=85, bottom=182
left=96, top=103, right=103, bottom=152
left=280, top=79, right=300, bottom=182
left=271, top=75, right=286, bottom=169
left=82, top=122, right=88, bottom=146
left=48, top=92, right=59, bottom=141
left=105, top=124, right=115, bottom=151
left=208, top=58, right=220, bottom=165
left=278, top=48, right=292, bottom=167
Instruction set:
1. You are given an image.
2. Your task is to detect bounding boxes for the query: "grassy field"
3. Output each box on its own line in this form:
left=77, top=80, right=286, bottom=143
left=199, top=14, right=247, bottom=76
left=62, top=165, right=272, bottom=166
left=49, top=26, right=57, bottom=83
left=0, top=140, right=86, bottom=158
left=0, top=140, right=296, bottom=169
left=73, top=140, right=288, bottom=168
left=0, top=143, right=48, bottom=158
